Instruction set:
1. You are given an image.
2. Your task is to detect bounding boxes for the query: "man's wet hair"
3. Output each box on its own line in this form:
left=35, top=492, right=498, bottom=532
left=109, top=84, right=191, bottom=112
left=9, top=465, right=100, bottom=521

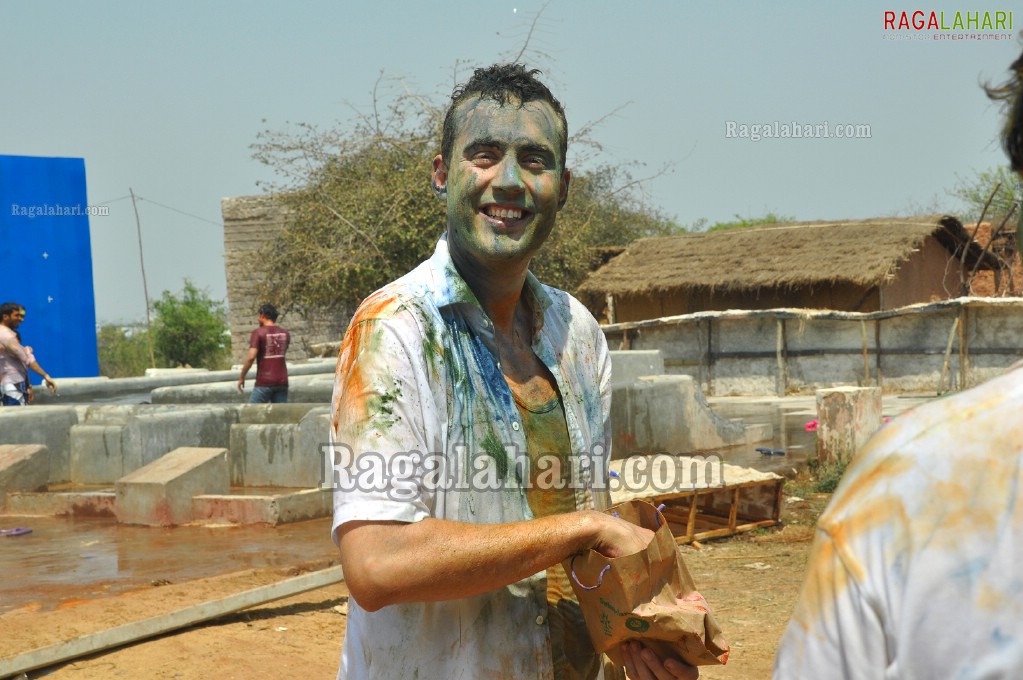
left=258, top=303, right=279, bottom=322
left=441, top=63, right=568, bottom=167
left=986, top=49, right=1023, bottom=172
left=0, top=302, right=21, bottom=318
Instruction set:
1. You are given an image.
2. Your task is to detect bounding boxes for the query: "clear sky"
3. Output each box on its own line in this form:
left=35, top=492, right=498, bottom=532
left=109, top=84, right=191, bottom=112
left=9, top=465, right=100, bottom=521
left=2, top=0, right=1019, bottom=322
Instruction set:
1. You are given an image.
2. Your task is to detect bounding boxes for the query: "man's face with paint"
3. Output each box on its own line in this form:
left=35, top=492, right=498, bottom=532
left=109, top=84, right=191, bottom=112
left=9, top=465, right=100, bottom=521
left=432, top=97, right=570, bottom=272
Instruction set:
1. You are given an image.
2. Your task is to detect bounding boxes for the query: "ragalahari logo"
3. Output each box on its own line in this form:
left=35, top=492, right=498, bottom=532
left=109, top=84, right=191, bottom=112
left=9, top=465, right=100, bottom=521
left=883, top=10, right=1012, bottom=31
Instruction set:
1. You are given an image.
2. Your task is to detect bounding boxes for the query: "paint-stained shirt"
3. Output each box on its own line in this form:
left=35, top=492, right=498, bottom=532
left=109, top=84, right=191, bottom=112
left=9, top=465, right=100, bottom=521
left=329, top=236, right=614, bottom=680
left=774, top=364, right=1023, bottom=680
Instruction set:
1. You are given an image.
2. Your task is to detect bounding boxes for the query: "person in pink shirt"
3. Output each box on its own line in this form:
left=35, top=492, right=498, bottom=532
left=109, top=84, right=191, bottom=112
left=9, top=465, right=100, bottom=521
left=0, top=302, right=57, bottom=406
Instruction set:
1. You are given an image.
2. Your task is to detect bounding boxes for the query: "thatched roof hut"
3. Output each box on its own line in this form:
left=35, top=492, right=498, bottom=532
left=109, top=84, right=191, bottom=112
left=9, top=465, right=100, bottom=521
left=578, top=216, right=1001, bottom=322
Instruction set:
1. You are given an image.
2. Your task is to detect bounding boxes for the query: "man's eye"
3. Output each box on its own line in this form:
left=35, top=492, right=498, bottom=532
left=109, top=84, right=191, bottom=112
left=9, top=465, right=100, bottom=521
left=472, top=151, right=498, bottom=165
left=523, top=156, right=547, bottom=168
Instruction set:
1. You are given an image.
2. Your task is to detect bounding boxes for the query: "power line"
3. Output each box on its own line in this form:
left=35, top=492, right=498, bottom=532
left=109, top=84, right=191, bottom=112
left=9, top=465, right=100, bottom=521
left=134, top=195, right=223, bottom=227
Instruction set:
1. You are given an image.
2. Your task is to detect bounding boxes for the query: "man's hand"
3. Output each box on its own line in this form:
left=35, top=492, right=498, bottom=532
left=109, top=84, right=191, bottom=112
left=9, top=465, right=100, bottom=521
left=586, top=511, right=655, bottom=559
left=621, top=641, right=699, bottom=680
left=43, top=376, right=57, bottom=394
left=237, top=377, right=246, bottom=393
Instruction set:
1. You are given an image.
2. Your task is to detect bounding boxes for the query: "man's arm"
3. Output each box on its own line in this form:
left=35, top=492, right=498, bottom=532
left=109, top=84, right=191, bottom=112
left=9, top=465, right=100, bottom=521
left=337, top=510, right=654, bottom=612
left=1, top=334, right=56, bottom=393
left=237, top=347, right=258, bottom=392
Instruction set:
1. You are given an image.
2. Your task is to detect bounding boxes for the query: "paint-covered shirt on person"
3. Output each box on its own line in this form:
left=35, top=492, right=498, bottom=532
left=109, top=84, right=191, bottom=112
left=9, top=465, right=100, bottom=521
left=329, top=236, right=614, bottom=680
left=774, top=363, right=1023, bottom=679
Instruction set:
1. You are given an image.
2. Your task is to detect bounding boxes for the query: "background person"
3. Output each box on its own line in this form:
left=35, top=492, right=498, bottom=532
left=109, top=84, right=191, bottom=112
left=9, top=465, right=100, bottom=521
left=330, top=63, right=696, bottom=680
left=237, top=303, right=290, bottom=403
left=0, top=302, right=58, bottom=406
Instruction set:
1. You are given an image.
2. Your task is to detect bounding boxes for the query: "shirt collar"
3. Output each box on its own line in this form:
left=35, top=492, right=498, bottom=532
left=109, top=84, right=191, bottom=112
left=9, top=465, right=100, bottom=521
left=427, top=236, right=553, bottom=337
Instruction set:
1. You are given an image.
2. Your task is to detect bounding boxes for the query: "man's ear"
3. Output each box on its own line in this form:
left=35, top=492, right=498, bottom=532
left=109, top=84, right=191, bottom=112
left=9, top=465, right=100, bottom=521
left=432, top=155, right=448, bottom=195
left=557, top=169, right=572, bottom=210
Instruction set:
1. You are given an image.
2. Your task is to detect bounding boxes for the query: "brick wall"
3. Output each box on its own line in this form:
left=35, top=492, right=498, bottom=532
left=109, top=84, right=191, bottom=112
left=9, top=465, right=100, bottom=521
left=221, top=195, right=350, bottom=364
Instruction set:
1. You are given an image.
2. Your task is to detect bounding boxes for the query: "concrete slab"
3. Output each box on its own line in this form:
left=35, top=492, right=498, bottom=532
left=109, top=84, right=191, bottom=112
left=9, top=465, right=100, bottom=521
left=192, top=488, right=331, bottom=526
left=229, top=423, right=311, bottom=487
left=610, top=350, right=665, bottom=388
left=0, top=407, right=79, bottom=484
left=611, top=375, right=771, bottom=459
left=0, top=445, right=49, bottom=502
left=5, top=490, right=116, bottom=517
left=70, top=425, right=127, bottom=484
left=116, top=447, right=229, bottom=526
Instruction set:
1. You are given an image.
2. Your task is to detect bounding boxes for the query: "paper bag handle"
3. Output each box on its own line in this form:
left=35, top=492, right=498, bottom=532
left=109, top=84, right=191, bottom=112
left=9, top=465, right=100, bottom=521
left=569, top=555, right=612, bottom=591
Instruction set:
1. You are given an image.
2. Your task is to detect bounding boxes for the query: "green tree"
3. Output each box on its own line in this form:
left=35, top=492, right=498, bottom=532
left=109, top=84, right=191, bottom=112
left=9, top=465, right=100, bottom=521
left=96, top=323, right=152, bottom=378
left=152, top=280, right=230, bottom=369
left=950, top=166, right=1021, bottom=226
left=251, top=76, right=681, bottom=314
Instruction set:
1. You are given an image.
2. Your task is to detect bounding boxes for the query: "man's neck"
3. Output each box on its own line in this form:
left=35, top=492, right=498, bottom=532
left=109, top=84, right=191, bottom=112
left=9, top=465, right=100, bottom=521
left=449, top=250, right=530, bottom=333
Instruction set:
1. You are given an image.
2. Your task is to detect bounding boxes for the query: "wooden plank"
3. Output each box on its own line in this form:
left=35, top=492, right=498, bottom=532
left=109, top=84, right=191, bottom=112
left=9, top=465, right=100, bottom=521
left=0, top=565, right=344, bottom=678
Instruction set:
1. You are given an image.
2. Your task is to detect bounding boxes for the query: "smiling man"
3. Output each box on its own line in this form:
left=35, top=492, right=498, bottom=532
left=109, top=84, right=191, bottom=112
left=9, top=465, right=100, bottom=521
left=329, top=64, right=697, bottom=680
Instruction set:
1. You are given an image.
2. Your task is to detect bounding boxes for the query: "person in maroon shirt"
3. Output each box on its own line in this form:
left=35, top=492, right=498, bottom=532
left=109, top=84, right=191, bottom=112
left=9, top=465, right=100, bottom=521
left=237, top=303, right=291, bottom=403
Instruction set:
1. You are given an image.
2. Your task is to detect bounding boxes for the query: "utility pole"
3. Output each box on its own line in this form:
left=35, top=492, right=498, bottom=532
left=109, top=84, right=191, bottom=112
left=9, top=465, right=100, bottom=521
left=129, top=188, right=156, bottom=368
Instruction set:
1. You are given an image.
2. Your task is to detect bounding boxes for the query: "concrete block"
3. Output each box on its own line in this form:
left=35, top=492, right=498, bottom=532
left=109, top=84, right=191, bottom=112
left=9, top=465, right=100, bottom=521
left=0, top=445, right=50, bottom=501
left=122, top=408, right=235, bottom=471
left=610, top=375, right=771, bottom=460
left=296, top=407, right=333, bottom=489
left=610, top=350, right=665, bottom=388
left=192, top=488, right=330, bottom=526
left=70, top=425, right=127, bottom=484
left=6, top=490, right=116, bottom=517
left=816, top=386, right=883, bottom=465
left=116, top=447, right=229, bottom=526
left=0, top=406, right=78, bottom=484
left=229, top=423, right=316, bottom=487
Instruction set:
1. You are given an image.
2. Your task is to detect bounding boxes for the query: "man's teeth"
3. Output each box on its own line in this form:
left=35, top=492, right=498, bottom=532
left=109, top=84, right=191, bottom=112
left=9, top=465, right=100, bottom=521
left=485, top=207, right=522, bottom=220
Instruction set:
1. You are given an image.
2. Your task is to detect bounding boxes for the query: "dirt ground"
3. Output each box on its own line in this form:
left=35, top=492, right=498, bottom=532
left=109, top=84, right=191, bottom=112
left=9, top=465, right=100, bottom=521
left=1, top=487, right=829, bottom=680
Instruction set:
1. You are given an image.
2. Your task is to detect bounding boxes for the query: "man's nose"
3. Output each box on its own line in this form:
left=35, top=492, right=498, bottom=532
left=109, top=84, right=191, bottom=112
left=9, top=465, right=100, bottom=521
left=493, top=158, right=525, bottom=191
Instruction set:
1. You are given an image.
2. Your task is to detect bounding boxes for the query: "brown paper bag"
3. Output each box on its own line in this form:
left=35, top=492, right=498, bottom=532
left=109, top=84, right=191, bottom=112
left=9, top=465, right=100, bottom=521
left=562, top=499, right=730, bottom=667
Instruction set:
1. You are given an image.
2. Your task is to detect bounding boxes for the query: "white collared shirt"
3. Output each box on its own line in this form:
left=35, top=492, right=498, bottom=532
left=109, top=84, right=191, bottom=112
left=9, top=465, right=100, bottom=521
left=329, top=236, right=613, bottom=680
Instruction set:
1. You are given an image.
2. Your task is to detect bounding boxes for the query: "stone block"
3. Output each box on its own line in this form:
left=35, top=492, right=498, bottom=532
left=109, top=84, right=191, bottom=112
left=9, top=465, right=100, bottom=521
left=816, top=386, right=883, bottom=465
left=610, top=350, right=665, bottom=388
left=229, top=423, right=312, bottom=487
left=611, top=375, right=771, bottom=460
left=70, top=425, right=126, bottom=484
left=0, top=406, right=78, bottom=484
left=0, top=444, right=49, bottom=502
left=115, top=447, right=229, bottom=526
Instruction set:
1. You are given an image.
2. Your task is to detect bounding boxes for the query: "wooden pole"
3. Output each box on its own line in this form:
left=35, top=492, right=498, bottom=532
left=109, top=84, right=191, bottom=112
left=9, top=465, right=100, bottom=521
left=130, top=188, right=157, bottom=369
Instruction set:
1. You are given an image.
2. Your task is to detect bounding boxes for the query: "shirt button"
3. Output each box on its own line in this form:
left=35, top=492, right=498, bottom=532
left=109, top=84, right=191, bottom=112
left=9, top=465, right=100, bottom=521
left=512, top=422, right=520, bottom=431
left=535, top=615, right=544, bottom=625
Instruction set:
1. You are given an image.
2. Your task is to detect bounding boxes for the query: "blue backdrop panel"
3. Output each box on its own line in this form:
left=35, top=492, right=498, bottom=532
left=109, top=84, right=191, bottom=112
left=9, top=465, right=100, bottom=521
left=0, top=155, right=99, bottom=380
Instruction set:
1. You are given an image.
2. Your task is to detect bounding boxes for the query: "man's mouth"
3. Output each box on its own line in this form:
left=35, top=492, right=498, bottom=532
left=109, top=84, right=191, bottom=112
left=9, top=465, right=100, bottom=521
left=481, top=205, right=530, bottom=227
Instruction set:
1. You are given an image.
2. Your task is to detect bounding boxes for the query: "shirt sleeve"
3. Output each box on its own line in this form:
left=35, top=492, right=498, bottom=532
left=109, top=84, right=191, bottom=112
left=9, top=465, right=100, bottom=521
left=0, top=332, right=33, bottom=366
left=329, top=305, right=441, bottom=544
left=773, top=529, right=890, bottom=680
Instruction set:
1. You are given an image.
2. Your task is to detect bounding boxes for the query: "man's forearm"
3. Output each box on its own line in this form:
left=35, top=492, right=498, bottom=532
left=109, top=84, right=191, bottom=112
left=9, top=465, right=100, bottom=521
left=338, top=510, right=651, bottom=612
left=28, top=361, right=50, bottom=381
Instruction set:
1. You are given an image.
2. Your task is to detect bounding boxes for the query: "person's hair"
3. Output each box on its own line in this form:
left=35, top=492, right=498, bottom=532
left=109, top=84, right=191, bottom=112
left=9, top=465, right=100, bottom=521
left=0, top=302, right=21, bottom=318
left=258, top=303, right=279, bottom=322
left=440, top=63, right=568, bottom=167
left=985, top=49, right=1023, bottom=172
